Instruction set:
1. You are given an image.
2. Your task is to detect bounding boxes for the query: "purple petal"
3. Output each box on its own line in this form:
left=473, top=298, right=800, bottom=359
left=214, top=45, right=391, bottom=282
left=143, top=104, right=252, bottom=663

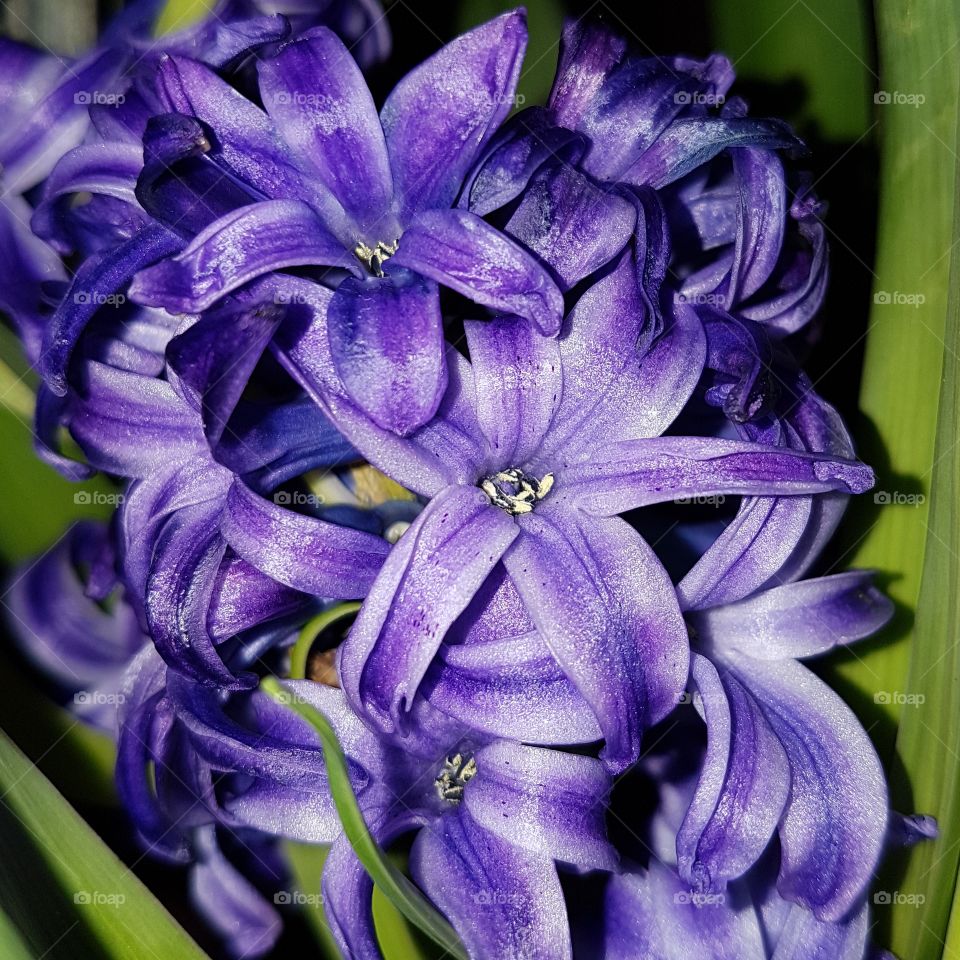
left=381, top=11, right=527, bottom=219
left=166, top=300, right=283, bottom=448
left=129, top=200, right=354, bottom=313
left=258, top=28, right=392, bottom=232
left=677, top=654, right=790, bottom=891
left=169, top=675, right=338, bottom=791
left=767, top=902, right=870, bottom=960
left=560, top=436, right=875, bottom=516
left=728, top=148, right=787, bottom=304
left=65, top=361, right=207, bottom=477
left=550, top=295, right=705, bottom=456
left=136, top=112, right=258, bottom=238
left=115, top=646, right=193, bottom=862
left=723, top=651, right=888, bottom=921
left=339, top=484, right=519, bottom=734
left=189, top=828, right=282, bottom=959
left=627, top=117, right=800, bottom=189
left=207, top=555, right=308, bottom=642
left=145, top=501, right=251, bottom=689
left=603, top=864, right=766, bottom=960
left=503, top=508, right=688, bottom=772
left=0, top=195, right=66, bottom=363
left=426, top=628, right=601, bottom=745
left=466, top=740, right=616, bottom=870
left=215, top=395, right=357, bottom=489
left=31, top=142, right=143, bottom=253
left=6, top=521, right=141, bottom=689
left=463, top=107, right=587, bottom=217
left=327, top=273, right=447, bottom=435
left=0, top=48, right=120, bottom=193
left=153, top=54, right=320, bottom=206
left=505, top=163, right=636, bottom=290
left=41, top=224, right=182, bottom=395
left=270, top=276, right=485, bottom=494
left=465, top=316, right=561, bottom=465
left=679, top=495, right=815, bottom=610
left=391, top=208, right=564, bottom=334
left=220, top=480, right=390, bottom=598
left=409, top=807, right=572, bottom=960
left=690, top=572, right=893, bottom=660
left=323, top=815, right=423, bottom=960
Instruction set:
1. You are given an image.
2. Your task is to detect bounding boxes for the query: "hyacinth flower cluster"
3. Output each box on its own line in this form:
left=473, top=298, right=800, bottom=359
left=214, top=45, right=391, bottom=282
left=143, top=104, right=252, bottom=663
left=0, top=4, right=935, bottom=958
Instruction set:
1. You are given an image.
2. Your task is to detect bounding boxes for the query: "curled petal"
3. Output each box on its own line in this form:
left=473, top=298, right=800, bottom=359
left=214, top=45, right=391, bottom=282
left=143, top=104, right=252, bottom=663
left=503, top=509, right=687, bottom=772
left=677, top=655, right=790, bottom=891
left=220, top=480, right=390, bottom=598
left=690, top=571, right=893, bottom=660
left=382, top=10, right=527, bottom=218
left=391, top=208, right=564, bottom=334
left=129, top=199, right=354, bottom=313
left=559, top=436, right=874, bottom=516
left=327, top=273, right=447, bottom=436
left=410, top=807, right=572, bottom=960
left=339, top=484, right=519, bottom=734
left=42, top=224, right=183, bottom=395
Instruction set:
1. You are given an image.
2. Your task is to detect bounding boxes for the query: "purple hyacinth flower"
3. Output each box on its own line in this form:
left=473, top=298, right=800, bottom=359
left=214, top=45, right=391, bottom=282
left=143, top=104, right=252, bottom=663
left=269, top=239, right=874, bottom=772
left=128, top=12, right=566, bottom=434
left=46, top=297, right=394, bottom=688
left=678, top=570, right=892, bottom=922
left=5, top=521, right=144, bottom=732
left=601, top=858, right=874, bottom=960
left=170, top=675, right=616, bottom=959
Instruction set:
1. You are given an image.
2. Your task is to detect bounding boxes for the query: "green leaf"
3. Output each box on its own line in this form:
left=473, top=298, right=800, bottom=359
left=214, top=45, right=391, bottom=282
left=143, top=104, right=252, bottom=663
left=710, top=0, right=873, bottom=139
left=0, top=343, right=115, bottom=565
left=153, top=0, right=215, bottom=37
left=281, top=841, right=342, bottom=959
left=829, top=0, right=960, bottom=953
left=261, top=677, right=467, bottom=960
left=0, top=728, right=211, bottom=959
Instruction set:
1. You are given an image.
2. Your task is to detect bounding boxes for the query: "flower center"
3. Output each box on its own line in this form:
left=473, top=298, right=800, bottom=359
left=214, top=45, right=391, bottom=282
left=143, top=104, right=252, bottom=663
left=479, top=468, right=554, bottom=515
left=435, top=752, right=477, bottom=804
left=354, top=239, right=399, bottom=278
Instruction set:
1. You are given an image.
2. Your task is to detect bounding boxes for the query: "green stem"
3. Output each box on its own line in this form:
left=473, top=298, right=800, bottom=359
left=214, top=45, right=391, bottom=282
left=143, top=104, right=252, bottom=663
left=289, top=603, right=361, bottom=681
left=260, top=677, right=468, bottom=960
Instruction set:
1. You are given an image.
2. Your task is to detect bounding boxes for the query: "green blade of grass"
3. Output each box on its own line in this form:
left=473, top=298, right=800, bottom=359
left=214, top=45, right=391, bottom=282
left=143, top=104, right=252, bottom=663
left=830, top=0, right=960, bottom=953
left=0, top=728, right=211, bottom=959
